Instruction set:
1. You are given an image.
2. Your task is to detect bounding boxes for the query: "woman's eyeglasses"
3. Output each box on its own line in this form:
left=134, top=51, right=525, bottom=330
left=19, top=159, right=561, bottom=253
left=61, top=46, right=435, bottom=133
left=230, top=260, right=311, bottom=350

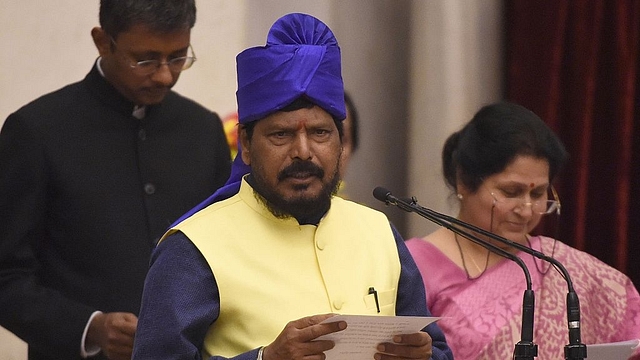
left=489, top=185, right=561, bottom=215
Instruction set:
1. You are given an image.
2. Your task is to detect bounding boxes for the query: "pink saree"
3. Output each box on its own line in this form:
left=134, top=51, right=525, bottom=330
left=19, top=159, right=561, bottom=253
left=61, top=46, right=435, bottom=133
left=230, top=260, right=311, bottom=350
left=406, top=236, right=640, bottom=359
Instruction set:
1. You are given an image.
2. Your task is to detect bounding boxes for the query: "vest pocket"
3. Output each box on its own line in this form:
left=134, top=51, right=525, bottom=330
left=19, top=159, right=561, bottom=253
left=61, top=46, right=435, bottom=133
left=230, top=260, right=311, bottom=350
left=363, top=288, right=396, bottom=314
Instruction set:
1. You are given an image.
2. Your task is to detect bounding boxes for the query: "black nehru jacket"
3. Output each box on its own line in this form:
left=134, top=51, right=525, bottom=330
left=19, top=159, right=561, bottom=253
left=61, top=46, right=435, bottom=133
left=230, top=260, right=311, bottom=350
left=0, top=63, right=231, bottom=359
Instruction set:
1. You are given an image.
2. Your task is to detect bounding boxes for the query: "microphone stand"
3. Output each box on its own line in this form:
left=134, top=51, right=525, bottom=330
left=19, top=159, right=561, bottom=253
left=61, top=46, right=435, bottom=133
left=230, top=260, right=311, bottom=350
left=374, top=187, right=587, bottom=360
left=373, top=188, right=537, bottom=359
left=411, top=200, right=586, bottom=360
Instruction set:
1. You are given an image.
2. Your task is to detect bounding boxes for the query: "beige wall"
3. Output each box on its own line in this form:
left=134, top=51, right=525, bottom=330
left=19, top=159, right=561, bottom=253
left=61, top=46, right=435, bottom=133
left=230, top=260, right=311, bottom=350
left=0, top=1, right=502, bottom=358
left=406, top=0, right=504, bottom=238
left=0, top=1, right=244, bottom=124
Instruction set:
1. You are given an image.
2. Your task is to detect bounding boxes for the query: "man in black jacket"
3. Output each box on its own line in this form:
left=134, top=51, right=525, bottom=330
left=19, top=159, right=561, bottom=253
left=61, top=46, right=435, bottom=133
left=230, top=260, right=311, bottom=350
left=0, top=1, right=231, bottom=359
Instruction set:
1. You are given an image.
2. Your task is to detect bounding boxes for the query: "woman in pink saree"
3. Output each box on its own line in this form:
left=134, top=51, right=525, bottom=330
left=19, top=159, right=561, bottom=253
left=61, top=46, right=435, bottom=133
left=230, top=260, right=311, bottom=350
left=406, top=102, right=640, bottom=359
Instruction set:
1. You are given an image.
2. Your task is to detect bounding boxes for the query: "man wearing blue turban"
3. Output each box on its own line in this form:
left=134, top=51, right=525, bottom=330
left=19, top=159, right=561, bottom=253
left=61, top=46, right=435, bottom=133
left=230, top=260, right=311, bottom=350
left=133, top=13, right=452, bottom=360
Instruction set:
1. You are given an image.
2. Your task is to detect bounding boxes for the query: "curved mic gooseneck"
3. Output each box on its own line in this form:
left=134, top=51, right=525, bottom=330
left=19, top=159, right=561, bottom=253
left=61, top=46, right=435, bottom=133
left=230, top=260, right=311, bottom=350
left=373, top=187, right=537, bottom=359
left=373, top=187, right=587, bottom=360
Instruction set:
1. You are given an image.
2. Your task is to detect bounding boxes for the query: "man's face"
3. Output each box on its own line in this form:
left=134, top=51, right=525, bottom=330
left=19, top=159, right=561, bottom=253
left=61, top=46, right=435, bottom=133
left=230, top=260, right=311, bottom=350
left=240, top=106, right=343, bottom=220
left=93, top=24, right=191, bottom=105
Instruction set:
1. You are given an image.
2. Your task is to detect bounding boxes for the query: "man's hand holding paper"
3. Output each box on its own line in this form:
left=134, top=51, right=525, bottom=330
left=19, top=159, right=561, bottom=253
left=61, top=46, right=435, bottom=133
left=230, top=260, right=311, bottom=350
left=317, top=315, right=439, bottom=360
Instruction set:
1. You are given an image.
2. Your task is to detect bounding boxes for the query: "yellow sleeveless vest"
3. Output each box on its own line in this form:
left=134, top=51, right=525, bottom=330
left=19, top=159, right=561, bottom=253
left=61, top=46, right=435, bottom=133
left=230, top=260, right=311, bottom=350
left=168, top=179, right=401, bottom=358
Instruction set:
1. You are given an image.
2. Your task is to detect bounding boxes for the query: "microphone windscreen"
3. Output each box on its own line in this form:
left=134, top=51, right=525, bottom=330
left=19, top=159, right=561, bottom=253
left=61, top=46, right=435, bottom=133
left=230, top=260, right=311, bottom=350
left=373, top=187, right=392, bottom=202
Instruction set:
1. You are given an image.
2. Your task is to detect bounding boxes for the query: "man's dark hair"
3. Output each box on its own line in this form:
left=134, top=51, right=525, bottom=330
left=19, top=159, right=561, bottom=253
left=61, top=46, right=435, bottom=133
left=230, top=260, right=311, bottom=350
left=100, top=0, right=196, bottom=38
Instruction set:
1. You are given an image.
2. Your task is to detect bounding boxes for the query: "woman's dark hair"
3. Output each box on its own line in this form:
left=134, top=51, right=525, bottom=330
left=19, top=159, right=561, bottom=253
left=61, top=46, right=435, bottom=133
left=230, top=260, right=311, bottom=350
left=100, top=0, right=196, bottom=38
left=442, top=102, right=568, bottom=193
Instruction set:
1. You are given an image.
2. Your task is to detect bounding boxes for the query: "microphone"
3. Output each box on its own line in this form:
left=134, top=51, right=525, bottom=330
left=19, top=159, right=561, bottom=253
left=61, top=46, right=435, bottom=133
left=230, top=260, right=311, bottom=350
left=374, top=187, right=587, bottom=360
left=374, top=187, right=538, bottom=359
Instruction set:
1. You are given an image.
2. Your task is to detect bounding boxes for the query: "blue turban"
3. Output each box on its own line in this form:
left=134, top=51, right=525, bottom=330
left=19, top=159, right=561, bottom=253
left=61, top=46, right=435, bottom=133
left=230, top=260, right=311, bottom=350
left=236, top=13, right=346, bottom=123
left=171, top=13, right=345, bottom=226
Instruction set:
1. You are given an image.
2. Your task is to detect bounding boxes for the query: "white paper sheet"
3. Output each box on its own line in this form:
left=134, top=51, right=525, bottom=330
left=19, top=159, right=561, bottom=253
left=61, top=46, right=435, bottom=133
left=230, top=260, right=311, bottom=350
left=317, top=315, right=439, bottom=360
left=586, top=339, right=640, bottom=360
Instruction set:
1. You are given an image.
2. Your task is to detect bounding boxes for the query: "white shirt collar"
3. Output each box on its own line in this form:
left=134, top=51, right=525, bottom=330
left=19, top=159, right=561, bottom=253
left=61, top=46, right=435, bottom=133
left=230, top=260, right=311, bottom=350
left=96, top=57, right=146, bottom=119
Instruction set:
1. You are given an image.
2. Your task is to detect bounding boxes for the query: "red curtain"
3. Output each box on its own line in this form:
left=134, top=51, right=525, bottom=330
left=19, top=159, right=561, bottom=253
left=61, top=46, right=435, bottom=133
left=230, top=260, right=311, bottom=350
left=504, top=0, right=640, bottom=285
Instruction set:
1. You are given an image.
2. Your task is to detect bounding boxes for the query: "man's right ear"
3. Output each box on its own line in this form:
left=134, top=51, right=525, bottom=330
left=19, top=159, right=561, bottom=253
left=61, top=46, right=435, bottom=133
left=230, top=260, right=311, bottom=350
left=91, top=27, right=111, bottom=58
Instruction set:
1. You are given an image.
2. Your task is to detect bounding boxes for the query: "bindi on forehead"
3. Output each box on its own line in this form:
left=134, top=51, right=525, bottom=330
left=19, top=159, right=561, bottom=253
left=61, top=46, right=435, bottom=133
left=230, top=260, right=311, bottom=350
left=295, top=120, right=308, bottom=131
left=530, top=182, right=535, bottom=188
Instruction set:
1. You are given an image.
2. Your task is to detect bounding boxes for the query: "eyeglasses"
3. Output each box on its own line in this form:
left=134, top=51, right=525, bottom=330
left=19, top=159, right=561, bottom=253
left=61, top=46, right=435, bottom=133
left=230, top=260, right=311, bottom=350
left=489, top=185, right=561, bottom=215
left=109, top=37, right=196, bottom=75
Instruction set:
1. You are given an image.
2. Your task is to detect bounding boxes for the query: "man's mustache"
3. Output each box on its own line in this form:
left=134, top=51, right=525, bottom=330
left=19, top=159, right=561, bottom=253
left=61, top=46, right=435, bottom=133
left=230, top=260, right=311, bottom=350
left=278, top=161, right=324, bottom=180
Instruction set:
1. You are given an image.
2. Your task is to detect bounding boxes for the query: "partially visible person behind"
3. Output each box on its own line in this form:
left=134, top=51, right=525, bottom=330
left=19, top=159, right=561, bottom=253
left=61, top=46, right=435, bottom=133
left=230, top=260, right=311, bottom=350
left=340, top=91, right=359, bottom=176
left=338, top=91, right=360, bottom=199
left=405, top=101, right=640, bottom=359
left=132, top=13, right=452, bottom=360
left=0, top=1, right=231, bottom=359
left=220, top=112, right=240, bottom=160
left=337, top=91, right=359, bottom=198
